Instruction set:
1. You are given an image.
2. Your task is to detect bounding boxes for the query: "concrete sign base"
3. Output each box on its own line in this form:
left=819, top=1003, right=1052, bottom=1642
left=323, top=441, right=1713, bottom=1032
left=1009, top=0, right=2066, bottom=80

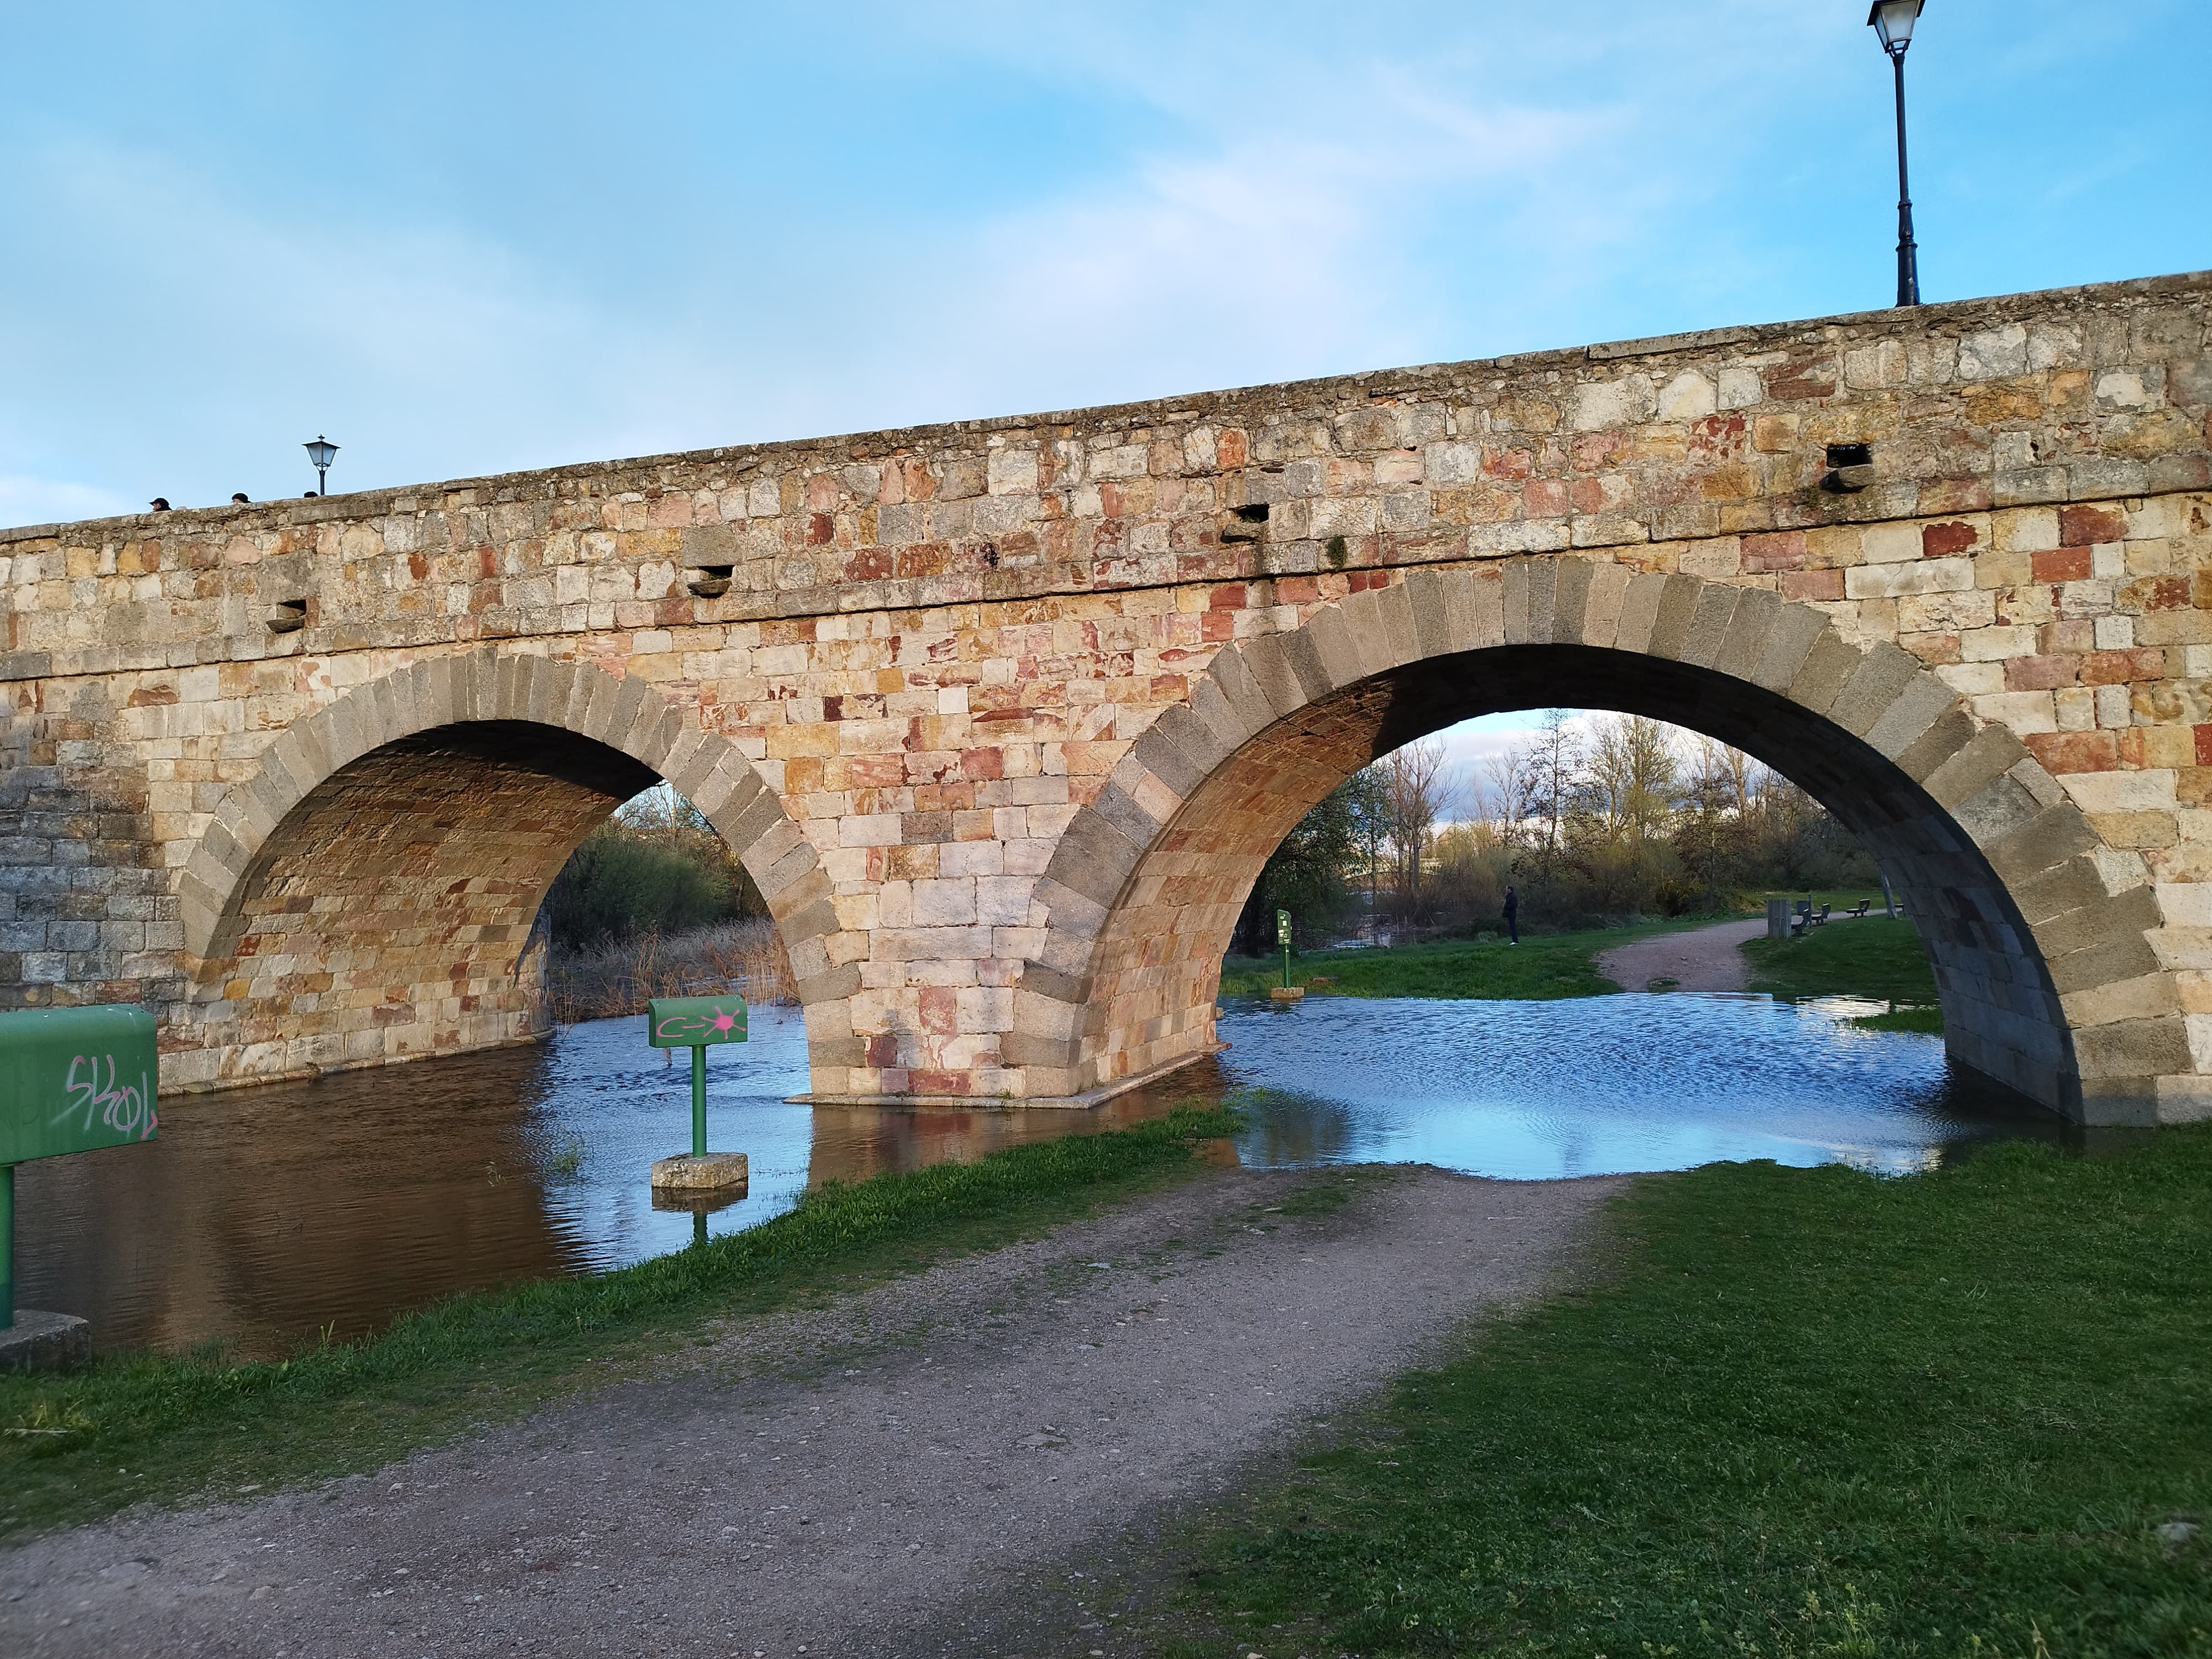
left=0, top=1309, right=89, bottom=1373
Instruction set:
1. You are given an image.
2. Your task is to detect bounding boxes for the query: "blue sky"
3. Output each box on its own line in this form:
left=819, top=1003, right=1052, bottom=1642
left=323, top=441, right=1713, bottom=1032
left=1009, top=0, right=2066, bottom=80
left=4, top=2, right=2205, bottom=775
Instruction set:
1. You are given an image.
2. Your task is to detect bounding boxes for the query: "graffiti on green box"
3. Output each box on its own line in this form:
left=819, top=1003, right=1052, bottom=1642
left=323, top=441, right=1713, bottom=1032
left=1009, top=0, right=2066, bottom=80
left=0, top=1004, right=160, bottom=1165
left=60, top=1052, right=156, bottom=1142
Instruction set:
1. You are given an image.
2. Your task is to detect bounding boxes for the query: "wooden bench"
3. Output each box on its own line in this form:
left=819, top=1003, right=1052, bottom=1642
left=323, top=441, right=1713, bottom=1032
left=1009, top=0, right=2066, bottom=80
left=1790, top=901, right=1832, bottom=936
left=1847, top=900, right=1871, bottom=918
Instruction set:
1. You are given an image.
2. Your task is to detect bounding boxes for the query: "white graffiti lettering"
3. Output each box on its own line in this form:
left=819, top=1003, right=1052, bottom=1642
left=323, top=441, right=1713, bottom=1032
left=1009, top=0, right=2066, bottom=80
left=58, top=1052, right=158, bottom=1142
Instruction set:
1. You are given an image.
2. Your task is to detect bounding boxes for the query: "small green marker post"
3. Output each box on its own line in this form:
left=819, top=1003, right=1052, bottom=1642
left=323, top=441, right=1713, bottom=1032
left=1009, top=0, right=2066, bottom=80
left=690, top=1044, right=707, bottom=1159
left=647, top=994, right=750, bottom=1239
left=1277, top=907, right=1292, bottom=989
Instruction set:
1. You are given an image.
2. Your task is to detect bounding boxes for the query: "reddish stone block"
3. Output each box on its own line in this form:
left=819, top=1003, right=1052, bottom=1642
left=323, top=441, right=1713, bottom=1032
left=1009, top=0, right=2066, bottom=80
left=2031, top=547, right=2092, bottom=583
left=1741, top=531, right=1807, bottom=573
left=865, top=1033, right=900, bottom=1069
left=961, top=747, right=1005, bottom=781
left=1215, top=430, right=1249, bottom=469
left=2023, top=731, right=2119, bottom=773
left=917, top=987, right=957, bottom=1035
left=1208, top=583, right=1247, bottom=610
left=1767, top=366, right=1838, bottom=401
left=2137, top=576, right=2191, bottom=611
left=1921, top=521, right=1979, bottom=557
left=2119, top=728, right=2148, bottom=768
left=1779, top=568, right=1844, bottom=601
left=1522, top=479, right=1569, bottom=518
left=909, top=1070, right=971, bottom=1097
left=2195, top=724, right=2212, bottom=768
left=806, top=512, right=836, bottom=545
left=2006, top=654, right=2079, bottom=691
left=2059, top=504, right=2127, bottom=547
left=2082, top=649, right=2168, bottom=685
left=1688, top=414, right=1748, bottom=461
left=1902, top=632, right=1961, bottom=665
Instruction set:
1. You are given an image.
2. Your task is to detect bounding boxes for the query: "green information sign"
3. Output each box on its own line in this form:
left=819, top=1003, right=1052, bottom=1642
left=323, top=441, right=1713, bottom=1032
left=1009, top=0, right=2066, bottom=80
left=647, top=995, right=749, bottom=1238
left=646, top=995, right=748, bottom=1048
left=0, top=1004, right=158, bottom=1165
left=0, top=1003, right=159, bottom=1329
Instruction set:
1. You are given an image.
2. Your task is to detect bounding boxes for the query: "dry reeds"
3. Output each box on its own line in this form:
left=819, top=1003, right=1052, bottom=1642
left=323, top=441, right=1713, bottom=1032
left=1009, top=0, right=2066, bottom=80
left=544, top=919, right=796, bottom=1025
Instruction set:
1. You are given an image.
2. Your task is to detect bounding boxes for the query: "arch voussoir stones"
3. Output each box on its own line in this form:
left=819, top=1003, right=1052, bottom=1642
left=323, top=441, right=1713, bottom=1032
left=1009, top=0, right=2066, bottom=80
left=1031, top=556, right=2174, bottom=1125
left=171, top=649, right=830, bottom=1091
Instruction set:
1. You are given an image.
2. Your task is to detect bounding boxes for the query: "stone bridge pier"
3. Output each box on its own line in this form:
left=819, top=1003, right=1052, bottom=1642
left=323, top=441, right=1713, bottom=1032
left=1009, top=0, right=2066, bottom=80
left=3, top=273, right=2209, bottom=1125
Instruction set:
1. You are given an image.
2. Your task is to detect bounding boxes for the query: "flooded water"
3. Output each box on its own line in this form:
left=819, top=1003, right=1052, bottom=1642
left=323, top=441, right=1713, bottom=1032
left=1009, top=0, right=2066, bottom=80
left=12, top=992, right=2052, bottom=1359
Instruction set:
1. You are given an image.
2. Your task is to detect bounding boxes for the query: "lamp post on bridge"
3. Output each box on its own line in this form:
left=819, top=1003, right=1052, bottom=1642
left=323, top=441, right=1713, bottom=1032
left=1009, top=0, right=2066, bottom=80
left=1868, top=0, right=1926, bottom=309
left=303, top=435, right=338, bottom=497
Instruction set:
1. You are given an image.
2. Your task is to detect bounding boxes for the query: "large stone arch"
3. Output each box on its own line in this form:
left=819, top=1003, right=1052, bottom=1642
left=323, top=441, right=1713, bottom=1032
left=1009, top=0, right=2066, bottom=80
left=168, top=650, right=845, bottom=1089
left=1018, top=556, right=2179, bottom=1127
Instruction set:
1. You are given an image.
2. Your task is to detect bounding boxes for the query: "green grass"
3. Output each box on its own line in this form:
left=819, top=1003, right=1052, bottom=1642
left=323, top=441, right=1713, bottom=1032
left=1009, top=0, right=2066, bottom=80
left=1851, top=1004, right=1947, bottom=1035
left=1171, top=1127, right=2212, bottom=1657
left=0, top=1105, right=1239, bottom=1540
left=1744, top=914, right=1942, bottom=1009
left=1219, top=919, right=1730, bottom=1003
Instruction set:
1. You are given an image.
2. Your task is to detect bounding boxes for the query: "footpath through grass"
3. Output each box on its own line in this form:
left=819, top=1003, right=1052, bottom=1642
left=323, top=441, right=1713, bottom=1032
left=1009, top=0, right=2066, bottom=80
left=0, top=1105, right=1238, bottom=1541
left=1171, top=1127, right=2212, bottom=1657
left=1219, top=918, right=1729, bottom=1003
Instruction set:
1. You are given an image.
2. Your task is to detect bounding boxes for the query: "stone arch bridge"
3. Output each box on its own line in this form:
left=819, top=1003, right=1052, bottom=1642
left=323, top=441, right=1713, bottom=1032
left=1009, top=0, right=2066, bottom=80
left=4, top=273, right=2209, bottom=1126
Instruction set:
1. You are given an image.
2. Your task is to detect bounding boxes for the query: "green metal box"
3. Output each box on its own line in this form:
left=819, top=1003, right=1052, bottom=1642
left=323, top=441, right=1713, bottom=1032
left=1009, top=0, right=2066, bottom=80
left=646, top=995, right=748, bottom=1048
left=0, top=1005, right=160, bottom=1166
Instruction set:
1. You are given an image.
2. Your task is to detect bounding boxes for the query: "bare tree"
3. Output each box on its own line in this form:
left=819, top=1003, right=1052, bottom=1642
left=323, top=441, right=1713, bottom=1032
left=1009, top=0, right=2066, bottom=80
left=1583, top=714, right=1678, bottom=844
left=1380, top=739, right=1452, bottom=919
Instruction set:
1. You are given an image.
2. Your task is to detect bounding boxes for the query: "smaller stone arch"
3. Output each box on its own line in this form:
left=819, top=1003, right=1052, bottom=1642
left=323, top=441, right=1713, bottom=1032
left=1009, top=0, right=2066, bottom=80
left=169, top=650, right=850, bottom=1087
left=1015, top=556, right=2183, bottom=1126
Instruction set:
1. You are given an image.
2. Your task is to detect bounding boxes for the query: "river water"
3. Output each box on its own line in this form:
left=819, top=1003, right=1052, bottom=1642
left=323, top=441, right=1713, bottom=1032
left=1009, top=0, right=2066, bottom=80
left=12, top=992, right=2053, bottom=1359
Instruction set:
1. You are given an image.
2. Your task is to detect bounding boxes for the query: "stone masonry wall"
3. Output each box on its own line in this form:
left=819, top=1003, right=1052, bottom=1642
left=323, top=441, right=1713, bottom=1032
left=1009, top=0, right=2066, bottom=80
left=1, top=273, right=2206, bottom=1119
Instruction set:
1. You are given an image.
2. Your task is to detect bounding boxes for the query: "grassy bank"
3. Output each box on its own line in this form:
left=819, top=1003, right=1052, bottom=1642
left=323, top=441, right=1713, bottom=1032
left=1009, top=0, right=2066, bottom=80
left=1744, top=913, right=1943, bottom=1031
left=1170, top=1125, right=2212, bottom=1657
left=0, top=1106, right=1238, bottom=1540
left=1219, top=919, right=1726, bottom=1002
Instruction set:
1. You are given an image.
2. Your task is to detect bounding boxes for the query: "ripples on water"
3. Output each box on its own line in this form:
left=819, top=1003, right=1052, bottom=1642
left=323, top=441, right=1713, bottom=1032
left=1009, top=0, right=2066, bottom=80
left=13, top=993, right=2053, bottom=1357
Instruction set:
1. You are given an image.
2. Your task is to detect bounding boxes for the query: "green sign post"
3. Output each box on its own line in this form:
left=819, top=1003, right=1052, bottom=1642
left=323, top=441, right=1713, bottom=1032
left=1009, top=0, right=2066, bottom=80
left=1276, top=908, right=1293, bottom=989
left=0, top=1005, right=158, bottom=1329
left=646, top=995, right=748, bottom=1241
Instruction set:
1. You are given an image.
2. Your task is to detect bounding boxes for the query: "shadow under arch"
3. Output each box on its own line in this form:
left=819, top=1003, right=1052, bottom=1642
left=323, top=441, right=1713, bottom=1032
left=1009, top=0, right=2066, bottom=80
left=168, top=652, right=844, bottom=1091
left=1020, top=558, right=2173, bottom=1126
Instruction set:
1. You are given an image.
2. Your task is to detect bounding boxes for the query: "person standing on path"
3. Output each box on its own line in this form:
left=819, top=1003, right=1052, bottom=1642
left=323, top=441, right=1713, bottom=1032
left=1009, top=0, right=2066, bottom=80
left=1503, top=885, right=1520, bottom=945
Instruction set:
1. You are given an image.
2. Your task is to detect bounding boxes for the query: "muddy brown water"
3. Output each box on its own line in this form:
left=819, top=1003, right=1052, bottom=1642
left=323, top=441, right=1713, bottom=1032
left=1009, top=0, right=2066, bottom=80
left=12, top=992, right=2052, bottom=1359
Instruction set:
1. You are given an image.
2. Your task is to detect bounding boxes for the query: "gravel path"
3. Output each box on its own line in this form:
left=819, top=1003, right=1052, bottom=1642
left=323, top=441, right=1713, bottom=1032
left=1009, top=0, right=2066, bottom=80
left=0, top=1163, right=1623, bottom=1658
left=1597, top=916, right=1767, bottom=994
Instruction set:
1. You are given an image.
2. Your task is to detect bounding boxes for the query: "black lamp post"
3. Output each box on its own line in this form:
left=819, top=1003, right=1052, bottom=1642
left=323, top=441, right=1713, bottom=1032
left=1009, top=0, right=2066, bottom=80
left=1868, top=0, right=1925, bottom=308
left=303, top=435, right=338, bottom=497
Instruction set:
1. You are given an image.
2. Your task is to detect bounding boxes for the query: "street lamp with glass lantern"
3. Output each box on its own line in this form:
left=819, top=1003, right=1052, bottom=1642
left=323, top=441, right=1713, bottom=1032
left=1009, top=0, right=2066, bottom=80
left=303, top=435, right=338, bottom=497
left=1868, top=0, right=1926, bottom=307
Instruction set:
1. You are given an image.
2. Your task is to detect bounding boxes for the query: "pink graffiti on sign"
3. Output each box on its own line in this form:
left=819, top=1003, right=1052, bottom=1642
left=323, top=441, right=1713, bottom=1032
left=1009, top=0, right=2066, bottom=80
left=58, top=1052, right=158, bottom=1142
left=651, top=1005, right=743, bottom=1045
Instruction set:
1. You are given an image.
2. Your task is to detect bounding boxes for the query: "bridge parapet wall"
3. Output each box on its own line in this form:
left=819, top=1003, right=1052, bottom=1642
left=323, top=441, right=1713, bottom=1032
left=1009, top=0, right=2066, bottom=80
left=1, top=273, right=2207, bottom=1118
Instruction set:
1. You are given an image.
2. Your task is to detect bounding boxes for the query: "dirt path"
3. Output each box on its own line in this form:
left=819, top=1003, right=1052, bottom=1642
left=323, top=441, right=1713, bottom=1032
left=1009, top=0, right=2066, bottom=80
left=0, top=1164, right=1623, bottom=1658
left=1597, top=915, right=1767, bottom=994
